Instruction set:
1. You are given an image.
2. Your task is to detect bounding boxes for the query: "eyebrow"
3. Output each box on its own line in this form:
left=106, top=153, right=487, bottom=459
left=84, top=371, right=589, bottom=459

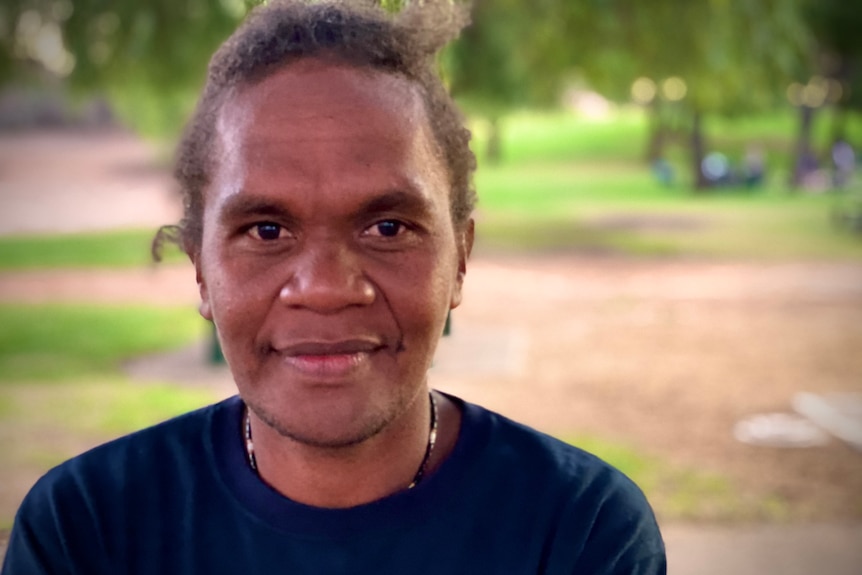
left=358, top=188, right=435, bottom=218
left=216, top=195, right=297, bottom=226
left=214, top=184, right=437, bottom=227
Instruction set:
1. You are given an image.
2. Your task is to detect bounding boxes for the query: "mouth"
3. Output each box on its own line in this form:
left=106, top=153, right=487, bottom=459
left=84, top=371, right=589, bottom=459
left=272, top=339, right=385, bottom=378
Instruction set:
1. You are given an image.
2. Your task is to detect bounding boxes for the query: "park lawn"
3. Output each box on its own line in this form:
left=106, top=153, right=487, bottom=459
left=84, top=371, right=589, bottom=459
left=474, top=107, right=862, bottom=169
left=469, top=108, right=862, bottom=259
left=0, top=228, right=186, bottom=271
left=0, top=304, right=206, bottom=381
left=474, top=161, right=862, bottom=259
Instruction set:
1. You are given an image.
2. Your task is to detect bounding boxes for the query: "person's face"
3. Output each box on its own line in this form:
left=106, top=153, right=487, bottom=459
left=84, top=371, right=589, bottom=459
left=194, top=59, right=472, bottom=447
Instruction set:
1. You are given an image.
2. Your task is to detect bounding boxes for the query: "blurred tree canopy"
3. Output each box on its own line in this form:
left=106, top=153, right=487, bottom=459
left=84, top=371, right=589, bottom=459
left=445, top=0, right=568, bottom=162
left=557, top=0, right=812, bottom=188
left=1, top=0, right=851, bottom=191
left=0, top=0, right=261, bottom=136
left=802, top=0, right=862, bottom=141
left=444, top=0, right=812, bottom=182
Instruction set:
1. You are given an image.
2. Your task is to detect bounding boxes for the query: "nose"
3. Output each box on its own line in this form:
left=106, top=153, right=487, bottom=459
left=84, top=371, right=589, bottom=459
left=278, top=241, right=375, bottom=313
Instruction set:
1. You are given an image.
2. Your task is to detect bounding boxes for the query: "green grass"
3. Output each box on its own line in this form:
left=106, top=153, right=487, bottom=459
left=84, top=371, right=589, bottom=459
left=0, top=304, right=206, bottom=381
left=568, top=435, right=789, bottom=522
left=475, top=184, right=862, bottom=259
left=470, top=111, right=646, bottom=165
left=0, top=228, right=186, bottom=270
left=466, top=107, right=862, bottom=260
left=0, top=378, right=216, bottom=442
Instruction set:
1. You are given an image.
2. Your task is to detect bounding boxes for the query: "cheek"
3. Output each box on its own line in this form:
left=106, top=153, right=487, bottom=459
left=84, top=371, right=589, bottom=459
left=202, top=253, right=276, bottom=339
left=381, top=254, right=457, bottom=333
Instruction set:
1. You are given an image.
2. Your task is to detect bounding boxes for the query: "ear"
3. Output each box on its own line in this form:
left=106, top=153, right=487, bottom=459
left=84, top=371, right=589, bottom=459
left=450, top=218, right=474, bottom=310
left=191, top=251, right=213, bottom=321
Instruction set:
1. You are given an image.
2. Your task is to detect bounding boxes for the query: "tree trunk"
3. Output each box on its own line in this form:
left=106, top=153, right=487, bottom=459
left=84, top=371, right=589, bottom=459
left=691, top=109, right=709, bottom=191
left=791, top=105, right=816, bottom=189
left=644, top=101, right=666, bottom=164
left=486, top=116, right=502, bottom=164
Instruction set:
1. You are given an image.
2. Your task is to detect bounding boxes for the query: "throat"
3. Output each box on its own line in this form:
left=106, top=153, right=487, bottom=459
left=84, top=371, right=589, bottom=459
left=243, top=391, right=439, bottom=507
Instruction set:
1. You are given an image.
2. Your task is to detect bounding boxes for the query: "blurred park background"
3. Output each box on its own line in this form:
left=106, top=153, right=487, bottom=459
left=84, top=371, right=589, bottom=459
left=1, top=0, right=862, bottom=570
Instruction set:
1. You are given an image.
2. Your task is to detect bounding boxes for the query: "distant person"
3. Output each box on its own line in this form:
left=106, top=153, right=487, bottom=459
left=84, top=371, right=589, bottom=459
left=702, top=151, right=730, bottom=186
left=743, top=146, right=765, bottom=189
left=2, top=2, right=665, bottom=573
left=832, top=139, right=856, bottom=189
left=651, top=158, right=675, bottom=186
left=794, top=149, right=824, bottom=191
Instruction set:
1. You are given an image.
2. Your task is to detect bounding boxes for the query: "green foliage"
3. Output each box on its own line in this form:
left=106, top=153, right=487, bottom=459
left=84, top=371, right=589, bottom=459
left=0, top=304, right=205, bottom=381
left=564, top=0, right=812, bottom=115
left=0, top=0, right=263, bottom=135
left=803, top=0, right=862, bottom=113
left=446, top=0, right=568, bottom=117
left=0, top=228, right=185, bottom=270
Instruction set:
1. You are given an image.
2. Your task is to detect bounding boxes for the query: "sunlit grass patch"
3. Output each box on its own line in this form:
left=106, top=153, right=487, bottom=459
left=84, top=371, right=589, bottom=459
left=0, top=304, right=206, bottom=381
left=473, top=157, right=862, bottom=260
left=470, top=110, right=647, bottom=165
left=0, top=228, right=186, bottom=271
left=1, top=378, right=216, bottom=442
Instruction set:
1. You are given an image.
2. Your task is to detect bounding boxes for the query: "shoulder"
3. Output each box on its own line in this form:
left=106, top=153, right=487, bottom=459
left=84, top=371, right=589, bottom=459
left=19, top=396, right=238, bottom=515
left=4, top=397, right=240, bottom=574
left=455, top=397, right=666, bottom=573
left=462, top=398, right=641, bottom=493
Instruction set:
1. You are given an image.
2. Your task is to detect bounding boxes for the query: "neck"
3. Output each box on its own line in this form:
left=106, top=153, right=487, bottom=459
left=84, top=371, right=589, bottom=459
left=246, top=390, right=437, bottom=508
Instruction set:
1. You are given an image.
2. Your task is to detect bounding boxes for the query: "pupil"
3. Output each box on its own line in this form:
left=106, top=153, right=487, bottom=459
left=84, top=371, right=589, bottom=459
left=257, top=224, right=280, bottom=240
left=377, top=221, right=400, bottom=237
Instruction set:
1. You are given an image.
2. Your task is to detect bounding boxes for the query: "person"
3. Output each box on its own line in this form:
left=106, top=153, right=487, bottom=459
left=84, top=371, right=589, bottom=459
left=2, top=2, right=665, bottom=573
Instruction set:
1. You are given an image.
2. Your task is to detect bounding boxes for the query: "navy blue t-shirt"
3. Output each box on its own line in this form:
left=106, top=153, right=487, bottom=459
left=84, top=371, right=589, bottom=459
left=3, top=394, right=665, bottom=574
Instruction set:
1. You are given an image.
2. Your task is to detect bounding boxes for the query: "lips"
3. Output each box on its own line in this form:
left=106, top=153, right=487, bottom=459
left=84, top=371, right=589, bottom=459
left=277, top=339, right=383, bottom=356
left=272, top=338, right=385, bottom=378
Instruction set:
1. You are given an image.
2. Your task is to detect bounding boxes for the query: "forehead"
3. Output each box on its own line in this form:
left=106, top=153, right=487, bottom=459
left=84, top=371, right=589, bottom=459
left=215, top=59, right=436, bottom=167
left=206, top=58, right=451, bottom=216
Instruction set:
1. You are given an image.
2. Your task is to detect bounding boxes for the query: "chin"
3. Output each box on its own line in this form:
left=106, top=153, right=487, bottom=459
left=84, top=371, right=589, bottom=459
left=247, top=394, right=396, bottom=449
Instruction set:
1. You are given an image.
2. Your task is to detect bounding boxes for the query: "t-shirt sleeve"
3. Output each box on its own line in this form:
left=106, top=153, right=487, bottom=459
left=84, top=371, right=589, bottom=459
left=611, top=552, right=667, bottom=575
left=544, top=460, right=666, bottom=575
left=577, top=472, right=667, bottom=575
left=2, top=466, right=107, bottom=575
left=2, top=477, right=72, bottom=575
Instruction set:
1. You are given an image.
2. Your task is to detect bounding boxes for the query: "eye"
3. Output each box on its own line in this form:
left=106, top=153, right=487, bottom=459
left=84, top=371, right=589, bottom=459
left=247, top=222, right=285, bottom=241
left=366, top=220, right=405, bottom=238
